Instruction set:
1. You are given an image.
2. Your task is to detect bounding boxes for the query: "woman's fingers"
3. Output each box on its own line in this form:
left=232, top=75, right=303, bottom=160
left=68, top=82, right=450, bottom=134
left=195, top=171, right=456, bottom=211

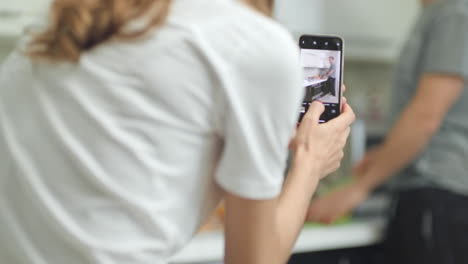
left=330, top=101, right=355, bottom=130
left=295, top=101, right=324, bottom=145
left=292, top=99, right=355, bottom=180
left=304, top=101, right=325, bottom=124
left=341, top=96, right=347, bottom=112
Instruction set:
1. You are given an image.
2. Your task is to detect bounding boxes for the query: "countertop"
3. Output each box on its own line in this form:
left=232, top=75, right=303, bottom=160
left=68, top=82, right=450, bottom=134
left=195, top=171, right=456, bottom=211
left=169, top=217, right=386, bottom=264
left=303, top=78, right=327, bottom=87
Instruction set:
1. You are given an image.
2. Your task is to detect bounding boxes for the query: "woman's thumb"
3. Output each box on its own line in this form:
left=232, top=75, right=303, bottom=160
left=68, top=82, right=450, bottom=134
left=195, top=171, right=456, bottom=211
left=304, top=101, right=325, bottom=123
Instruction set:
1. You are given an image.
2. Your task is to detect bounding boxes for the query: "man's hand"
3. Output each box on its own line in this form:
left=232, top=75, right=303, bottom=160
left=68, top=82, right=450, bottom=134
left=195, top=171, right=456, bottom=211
left=306, top=182, right=369, bottom=224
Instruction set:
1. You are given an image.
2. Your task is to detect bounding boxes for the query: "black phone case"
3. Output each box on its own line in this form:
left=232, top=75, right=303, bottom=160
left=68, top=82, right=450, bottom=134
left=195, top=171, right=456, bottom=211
left=298, top=35, right=344, bottom=123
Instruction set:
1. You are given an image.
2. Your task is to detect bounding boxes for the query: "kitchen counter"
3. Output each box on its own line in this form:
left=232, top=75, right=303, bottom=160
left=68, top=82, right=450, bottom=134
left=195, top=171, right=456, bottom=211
left=169, top=217, right=386, bottom=264
left=303, top=78, right=327, bottom=87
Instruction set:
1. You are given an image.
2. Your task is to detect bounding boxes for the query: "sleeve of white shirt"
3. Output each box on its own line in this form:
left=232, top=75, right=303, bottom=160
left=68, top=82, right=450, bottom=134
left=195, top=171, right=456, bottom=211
left=212, top=19, right=304, bottom=200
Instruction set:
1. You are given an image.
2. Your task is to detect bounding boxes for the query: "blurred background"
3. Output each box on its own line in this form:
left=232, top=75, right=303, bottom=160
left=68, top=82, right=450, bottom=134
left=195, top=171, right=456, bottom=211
left=0, top=0, right=422, bottom=263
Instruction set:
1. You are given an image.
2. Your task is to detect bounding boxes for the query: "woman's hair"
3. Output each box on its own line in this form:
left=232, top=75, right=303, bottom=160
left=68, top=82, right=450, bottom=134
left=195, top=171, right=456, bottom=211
left=254, top=0, right=275, bottom=17
left=28, top=0, right=275, bottom=62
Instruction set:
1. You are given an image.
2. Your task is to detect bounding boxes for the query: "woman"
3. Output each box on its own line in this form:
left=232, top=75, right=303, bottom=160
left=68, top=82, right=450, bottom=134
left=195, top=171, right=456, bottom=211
left=0, top=0, right=355, bottom=263
left=308, top=0, right=468, bottom=263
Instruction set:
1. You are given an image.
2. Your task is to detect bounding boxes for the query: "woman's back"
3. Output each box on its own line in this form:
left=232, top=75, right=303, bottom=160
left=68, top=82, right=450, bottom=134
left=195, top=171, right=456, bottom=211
left=0, top=0, right=303, bottom=263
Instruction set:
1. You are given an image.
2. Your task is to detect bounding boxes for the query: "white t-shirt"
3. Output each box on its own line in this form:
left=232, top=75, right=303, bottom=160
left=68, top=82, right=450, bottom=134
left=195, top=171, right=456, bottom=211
left=0, top=0, right=303, bottom=263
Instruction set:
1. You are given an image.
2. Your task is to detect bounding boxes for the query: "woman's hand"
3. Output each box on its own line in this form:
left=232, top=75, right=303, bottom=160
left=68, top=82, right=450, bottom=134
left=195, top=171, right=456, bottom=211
left=290, top=98, right=356, bottom=180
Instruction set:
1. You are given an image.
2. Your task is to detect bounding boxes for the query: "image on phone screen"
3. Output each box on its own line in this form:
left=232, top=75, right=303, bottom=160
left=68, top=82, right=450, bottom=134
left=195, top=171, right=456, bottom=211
left=298, top=35, right=343, bottom=123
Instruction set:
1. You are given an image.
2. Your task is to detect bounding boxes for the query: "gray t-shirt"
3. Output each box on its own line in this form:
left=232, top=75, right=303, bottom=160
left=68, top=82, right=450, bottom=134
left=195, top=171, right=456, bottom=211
left=328, top=62, right=337, bottom=79
left=389, top=0, right=468, bottom=196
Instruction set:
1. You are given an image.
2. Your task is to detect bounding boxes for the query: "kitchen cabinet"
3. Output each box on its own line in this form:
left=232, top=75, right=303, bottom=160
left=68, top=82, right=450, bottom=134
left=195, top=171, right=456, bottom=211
left=274, top=0, right=420, bottom=62
left=303, top=79, right=327, bottom=102
left=274, top=0, right=324, bottom=37
left=1, top=0, right=50, bottom=14
left=0, top=0, right=50, bottom=60
left=0, top=0, right=50, bottom=40
left=324, top=0, right=420, bottom=62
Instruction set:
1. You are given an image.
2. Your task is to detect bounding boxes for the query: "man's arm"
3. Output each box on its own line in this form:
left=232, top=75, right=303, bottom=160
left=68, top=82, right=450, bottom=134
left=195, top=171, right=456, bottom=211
left=323, top=68, right=335, bottom=79
left=357, top=73, right=464, bottom=190
left=307, top=73, right=465, bottom=224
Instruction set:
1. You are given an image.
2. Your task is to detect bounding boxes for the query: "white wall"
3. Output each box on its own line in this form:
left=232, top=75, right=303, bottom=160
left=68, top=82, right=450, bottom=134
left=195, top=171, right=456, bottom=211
left=274, top=0, right=325, bottom=38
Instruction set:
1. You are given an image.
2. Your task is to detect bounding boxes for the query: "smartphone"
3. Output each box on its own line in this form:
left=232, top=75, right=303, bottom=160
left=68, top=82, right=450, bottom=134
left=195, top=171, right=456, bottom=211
left=298, top=35, right=344, bottom=123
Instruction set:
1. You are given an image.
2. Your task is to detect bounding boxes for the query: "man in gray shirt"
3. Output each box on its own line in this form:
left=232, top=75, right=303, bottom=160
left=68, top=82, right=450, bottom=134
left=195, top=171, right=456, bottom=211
left=323, top=56, right=337, bottom=96
left=308, top=0, right=468, bottom=263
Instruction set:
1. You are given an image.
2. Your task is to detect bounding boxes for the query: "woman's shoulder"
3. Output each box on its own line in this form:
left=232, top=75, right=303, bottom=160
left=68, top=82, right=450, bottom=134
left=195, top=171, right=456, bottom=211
left=133, top=0, right=299, bottom=76
left=119, top=0, right=301, bottom=92
left=166, top=0, right=296, bottom=52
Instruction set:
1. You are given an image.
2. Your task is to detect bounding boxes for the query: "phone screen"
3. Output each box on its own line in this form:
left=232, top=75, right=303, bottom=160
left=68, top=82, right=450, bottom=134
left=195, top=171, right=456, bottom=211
left=298, top=35, right=343, bottom=123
